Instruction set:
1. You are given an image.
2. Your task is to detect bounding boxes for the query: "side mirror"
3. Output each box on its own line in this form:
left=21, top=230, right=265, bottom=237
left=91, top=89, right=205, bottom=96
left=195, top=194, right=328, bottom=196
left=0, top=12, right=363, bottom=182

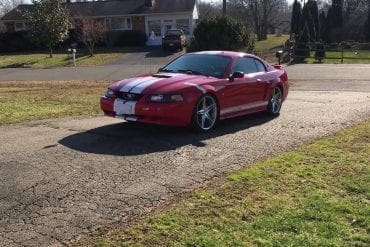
left=158, top=67, right=163, bottom=73
left=229, top=71, right=244, bottom=81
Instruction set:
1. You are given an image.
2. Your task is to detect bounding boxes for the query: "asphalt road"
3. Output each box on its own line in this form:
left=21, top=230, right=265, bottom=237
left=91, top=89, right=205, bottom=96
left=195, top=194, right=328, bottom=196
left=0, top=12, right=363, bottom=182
left=0, top=65, right=370, bottom=246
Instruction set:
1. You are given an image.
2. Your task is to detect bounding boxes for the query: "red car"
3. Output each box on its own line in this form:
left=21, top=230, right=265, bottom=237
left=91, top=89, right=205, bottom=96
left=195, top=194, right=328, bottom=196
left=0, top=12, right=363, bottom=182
left=101, top=51, right=288, bottom=131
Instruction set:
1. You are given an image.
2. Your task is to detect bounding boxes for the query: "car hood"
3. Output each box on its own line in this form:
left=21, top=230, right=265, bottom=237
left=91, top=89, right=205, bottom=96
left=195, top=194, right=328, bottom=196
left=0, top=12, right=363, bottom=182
left=109, top=73, right=217, bottom=94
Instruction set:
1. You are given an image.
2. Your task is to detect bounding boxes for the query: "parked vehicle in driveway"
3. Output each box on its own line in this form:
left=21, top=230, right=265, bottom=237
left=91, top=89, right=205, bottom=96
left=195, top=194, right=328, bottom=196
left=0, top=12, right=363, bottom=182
left=162, top=29, right=186, bottom=51
left=101, top=51, right=289, bottom=131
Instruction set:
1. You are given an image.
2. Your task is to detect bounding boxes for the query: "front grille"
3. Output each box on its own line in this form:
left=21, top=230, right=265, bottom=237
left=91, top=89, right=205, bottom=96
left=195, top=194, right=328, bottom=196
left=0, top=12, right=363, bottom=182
left=116, top=91, right=143, bottom=101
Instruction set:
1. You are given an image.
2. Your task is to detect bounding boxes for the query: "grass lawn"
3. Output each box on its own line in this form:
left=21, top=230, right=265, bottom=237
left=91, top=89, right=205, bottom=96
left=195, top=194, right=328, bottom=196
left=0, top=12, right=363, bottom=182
left=0, top=50, right=123, bottom=69
left=252, top=34, right=289, bottom=64
left=87, top=121, right=370, bottom=247
left=254, top=34, right=289, bottom=52
left=0, top=81, right=109, bottom=125
left=305, top=50, right=370, bottom=64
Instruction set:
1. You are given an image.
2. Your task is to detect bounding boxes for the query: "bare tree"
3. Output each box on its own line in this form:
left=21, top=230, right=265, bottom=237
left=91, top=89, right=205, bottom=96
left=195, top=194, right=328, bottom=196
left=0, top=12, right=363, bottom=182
left=230, top=0, right=287, bottom=40
left=198, top=1, right=222, bottom=19
left=76, top=18, right=107, bottom=56
left=0, top=0, right=22, bottom=17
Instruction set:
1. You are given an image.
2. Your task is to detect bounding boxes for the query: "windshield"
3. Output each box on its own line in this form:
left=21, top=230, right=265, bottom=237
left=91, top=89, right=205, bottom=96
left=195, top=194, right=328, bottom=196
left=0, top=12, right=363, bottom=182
left=161, top=54, right=231, bottom=78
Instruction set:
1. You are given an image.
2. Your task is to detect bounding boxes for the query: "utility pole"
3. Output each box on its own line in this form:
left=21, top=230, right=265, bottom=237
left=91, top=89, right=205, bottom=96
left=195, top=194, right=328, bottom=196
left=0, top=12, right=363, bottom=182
left=222, top=0, right=226, bottom=16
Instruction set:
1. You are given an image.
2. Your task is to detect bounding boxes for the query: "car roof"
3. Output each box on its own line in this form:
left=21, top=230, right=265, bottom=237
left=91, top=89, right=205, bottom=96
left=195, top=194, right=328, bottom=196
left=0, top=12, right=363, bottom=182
left=190, top=51, right=259, bottom=59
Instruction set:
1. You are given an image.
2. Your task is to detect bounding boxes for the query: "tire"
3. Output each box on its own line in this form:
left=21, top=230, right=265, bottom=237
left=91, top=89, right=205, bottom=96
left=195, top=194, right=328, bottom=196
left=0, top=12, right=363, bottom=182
left=267, top=86, right=283, bottom=115
left=191, top=94, right=218, bottom=132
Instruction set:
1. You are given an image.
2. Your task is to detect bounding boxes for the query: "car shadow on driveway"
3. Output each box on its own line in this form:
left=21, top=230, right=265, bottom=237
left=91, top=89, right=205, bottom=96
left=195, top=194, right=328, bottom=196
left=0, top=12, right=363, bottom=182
left=58, top=113, right=277, bottom=156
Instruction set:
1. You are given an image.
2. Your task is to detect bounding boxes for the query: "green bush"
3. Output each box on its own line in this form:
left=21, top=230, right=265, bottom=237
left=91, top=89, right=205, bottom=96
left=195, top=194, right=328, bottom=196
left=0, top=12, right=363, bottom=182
left=0, top=31, right=37, bottom=52
left=188, top=16, right=254, bottom=53
left=106, top=31, right=147, bottom=47
left=314, top=42, right=326, bottom=62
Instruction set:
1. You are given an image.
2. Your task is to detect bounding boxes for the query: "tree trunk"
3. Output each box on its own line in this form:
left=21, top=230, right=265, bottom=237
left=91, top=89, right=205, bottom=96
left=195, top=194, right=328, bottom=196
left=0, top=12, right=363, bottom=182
left=49, top=45, right=53, bottom=58
left=88, top=43, right=94, bottom=57
left=222, top=0, right=226, bottom=16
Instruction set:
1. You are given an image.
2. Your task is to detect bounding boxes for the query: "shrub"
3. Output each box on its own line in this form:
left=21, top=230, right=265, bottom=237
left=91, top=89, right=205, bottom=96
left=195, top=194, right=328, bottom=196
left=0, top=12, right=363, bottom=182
left=0, top=31, right=37, bottom=52
left=188, top=16, right=254, bottom=52
left=106, top=30, right=147, bottom=47
left=314, top=42, right=325, bottom=63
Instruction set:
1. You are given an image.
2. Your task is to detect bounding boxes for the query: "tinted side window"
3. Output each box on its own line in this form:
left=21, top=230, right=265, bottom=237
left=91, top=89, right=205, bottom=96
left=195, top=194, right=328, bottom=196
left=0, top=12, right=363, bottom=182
left=231, top=57, right=258, bottom=74
left=254, top=59, right=266, bottom=72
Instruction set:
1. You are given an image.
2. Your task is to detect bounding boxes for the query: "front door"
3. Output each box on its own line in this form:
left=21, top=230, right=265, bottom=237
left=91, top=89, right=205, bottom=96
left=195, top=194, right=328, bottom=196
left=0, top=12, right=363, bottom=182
left=162, top=20, right=174, bottom=36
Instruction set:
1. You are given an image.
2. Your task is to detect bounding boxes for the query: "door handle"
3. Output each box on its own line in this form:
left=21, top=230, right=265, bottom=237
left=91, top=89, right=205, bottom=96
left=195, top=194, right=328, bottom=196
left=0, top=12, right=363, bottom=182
left=257, top=79, right=263, bottom=82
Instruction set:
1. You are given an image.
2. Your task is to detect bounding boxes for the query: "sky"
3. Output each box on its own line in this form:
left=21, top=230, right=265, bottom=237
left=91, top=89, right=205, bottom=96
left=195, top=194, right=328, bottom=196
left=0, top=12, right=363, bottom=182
left=24, top=0, right=294, bottom=4
left=202, top=0, right=295, bottom=5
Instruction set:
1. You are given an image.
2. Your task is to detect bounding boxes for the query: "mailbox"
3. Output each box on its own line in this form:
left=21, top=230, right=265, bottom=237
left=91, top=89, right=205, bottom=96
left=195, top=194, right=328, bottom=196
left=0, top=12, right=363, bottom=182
left=275, top=50, right=283, bottom=65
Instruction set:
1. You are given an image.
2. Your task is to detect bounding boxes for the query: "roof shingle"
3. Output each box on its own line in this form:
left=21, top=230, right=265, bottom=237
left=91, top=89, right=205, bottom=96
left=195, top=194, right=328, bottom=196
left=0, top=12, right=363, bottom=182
left=1, top=0, right=196, bottom=21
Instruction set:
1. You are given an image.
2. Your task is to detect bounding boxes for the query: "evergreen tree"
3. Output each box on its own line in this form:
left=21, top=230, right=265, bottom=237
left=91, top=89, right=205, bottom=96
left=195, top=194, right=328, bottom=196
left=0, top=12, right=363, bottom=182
left=294, top=22, right=310, bottom=62
left=319, top=11, right=328, bottom=41
left=331, top=0, right=343, bottom=29
left=300, top=1, right=316, bottom=42
left=309, top=1, right=320, bottom=41
left=325, top=7, right=334, bottom=42
left=290, top=0, right=302, bottom=38
left=366, top=3, right=370, bottom=41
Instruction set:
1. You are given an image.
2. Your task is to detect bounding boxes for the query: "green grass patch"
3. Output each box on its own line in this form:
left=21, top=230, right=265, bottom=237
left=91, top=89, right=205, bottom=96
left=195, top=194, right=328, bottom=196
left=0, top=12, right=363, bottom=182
left=306, top=50, right=370, bottom=64
left=254, top=34, right=289, bottom=52
left=0, top=81, right=109, bottom=125
left=88, top=121, right=370, bottom=247
left=0, top=50, right=123, bottom=69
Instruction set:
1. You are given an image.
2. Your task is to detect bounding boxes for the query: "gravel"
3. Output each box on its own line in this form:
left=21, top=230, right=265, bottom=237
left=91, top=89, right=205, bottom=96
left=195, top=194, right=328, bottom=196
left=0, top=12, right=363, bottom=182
left=0, top=65, right=370, bottom=246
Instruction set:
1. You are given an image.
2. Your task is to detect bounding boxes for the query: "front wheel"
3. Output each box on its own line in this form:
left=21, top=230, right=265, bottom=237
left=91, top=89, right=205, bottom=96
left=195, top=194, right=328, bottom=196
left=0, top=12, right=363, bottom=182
left=191, top=95, right=218, bottom=132
left=267, top=87, right=283, bottom=115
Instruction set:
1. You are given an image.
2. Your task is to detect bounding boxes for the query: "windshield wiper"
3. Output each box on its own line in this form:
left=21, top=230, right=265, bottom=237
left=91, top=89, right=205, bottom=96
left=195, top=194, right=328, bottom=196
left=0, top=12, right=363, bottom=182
left=158, top=68, right=175, bottom=73
left=177, top=69, right=209, bottom=76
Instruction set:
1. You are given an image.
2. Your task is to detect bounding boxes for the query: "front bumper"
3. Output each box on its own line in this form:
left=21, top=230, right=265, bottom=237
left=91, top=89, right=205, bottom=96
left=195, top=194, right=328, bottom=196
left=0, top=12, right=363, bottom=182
left=100, top=96, right=193, bottom=127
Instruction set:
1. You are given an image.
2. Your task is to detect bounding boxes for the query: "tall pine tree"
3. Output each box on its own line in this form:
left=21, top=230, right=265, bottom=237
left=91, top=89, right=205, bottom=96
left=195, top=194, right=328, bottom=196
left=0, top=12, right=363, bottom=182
left=300, top=1, right=316, bottom=42
left=331, top=0, right=343, bottom=29
left=290, top=0, right=302, bottom=38
left=366, top=1, right=370, bottom=41
left=319, top=11, right=327, bottom=41
left=309, top=1, right=320, bottom=41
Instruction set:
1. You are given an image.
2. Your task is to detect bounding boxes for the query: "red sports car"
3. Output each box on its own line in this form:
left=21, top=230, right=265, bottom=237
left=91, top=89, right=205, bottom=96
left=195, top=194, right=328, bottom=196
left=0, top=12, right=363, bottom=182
left=101, top=51, right=288, bottom=131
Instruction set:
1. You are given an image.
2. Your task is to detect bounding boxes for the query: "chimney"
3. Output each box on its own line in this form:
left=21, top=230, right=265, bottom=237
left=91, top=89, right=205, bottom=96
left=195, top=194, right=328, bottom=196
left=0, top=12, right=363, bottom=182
left=145, top=0, right=154, bottom=7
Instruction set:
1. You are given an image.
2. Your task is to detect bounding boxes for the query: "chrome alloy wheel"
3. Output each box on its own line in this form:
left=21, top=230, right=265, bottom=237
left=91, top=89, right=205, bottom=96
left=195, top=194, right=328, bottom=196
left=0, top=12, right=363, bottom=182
left=196, top=95, right=218, bottom=131
left=270, top=87, right=283, bottom=114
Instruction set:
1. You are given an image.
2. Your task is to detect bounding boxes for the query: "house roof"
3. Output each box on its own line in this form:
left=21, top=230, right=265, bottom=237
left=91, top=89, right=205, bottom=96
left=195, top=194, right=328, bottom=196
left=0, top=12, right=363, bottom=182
left=1, top=0, right=197, bottom=21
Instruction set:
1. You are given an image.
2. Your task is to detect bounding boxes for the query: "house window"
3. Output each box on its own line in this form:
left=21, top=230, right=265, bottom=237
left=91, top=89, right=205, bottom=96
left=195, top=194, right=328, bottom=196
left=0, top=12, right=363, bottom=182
left=176, top=19, right=190, bottom=35
left=24, top=23, right=32, bottom=30
left=110, top=17, right=132, bottom=30
left=148, top=20, right=161, bottom=36
left=15, top=22, right=25, bottom=32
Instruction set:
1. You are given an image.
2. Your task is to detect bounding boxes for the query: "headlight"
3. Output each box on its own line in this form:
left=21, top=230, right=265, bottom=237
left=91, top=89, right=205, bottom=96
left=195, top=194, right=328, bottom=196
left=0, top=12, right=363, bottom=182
left=147, top=94, right=184, bottom=103
left=105, top=88, right=115, bottom=98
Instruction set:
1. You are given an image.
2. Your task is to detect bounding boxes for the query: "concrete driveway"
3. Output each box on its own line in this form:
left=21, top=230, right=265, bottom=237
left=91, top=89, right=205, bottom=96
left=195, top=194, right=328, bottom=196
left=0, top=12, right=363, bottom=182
left=0, top=47, right=184, bottom=81
left=0, top=65, right=370, bottom=246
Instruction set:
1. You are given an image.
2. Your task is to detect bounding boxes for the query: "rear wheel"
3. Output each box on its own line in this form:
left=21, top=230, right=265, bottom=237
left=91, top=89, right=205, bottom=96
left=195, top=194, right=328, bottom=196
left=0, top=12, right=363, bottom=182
left=267, top=87, right=283, bottom=115
left=191, top=95, right=218, bottom=132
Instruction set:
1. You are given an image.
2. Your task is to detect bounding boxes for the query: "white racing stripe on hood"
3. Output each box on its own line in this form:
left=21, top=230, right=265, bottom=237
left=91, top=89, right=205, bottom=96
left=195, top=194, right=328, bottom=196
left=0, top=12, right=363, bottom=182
left=120, top=77, right=154, bottom=92
left=120, top=74, right=184, bottom=93
left=129, top=77, right=164, bottom=94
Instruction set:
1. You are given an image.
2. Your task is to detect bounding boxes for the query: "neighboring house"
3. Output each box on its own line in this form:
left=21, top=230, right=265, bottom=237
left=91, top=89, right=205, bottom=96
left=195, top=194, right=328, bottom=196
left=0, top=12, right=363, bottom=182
left=0, top=0, right=199, bottom=46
